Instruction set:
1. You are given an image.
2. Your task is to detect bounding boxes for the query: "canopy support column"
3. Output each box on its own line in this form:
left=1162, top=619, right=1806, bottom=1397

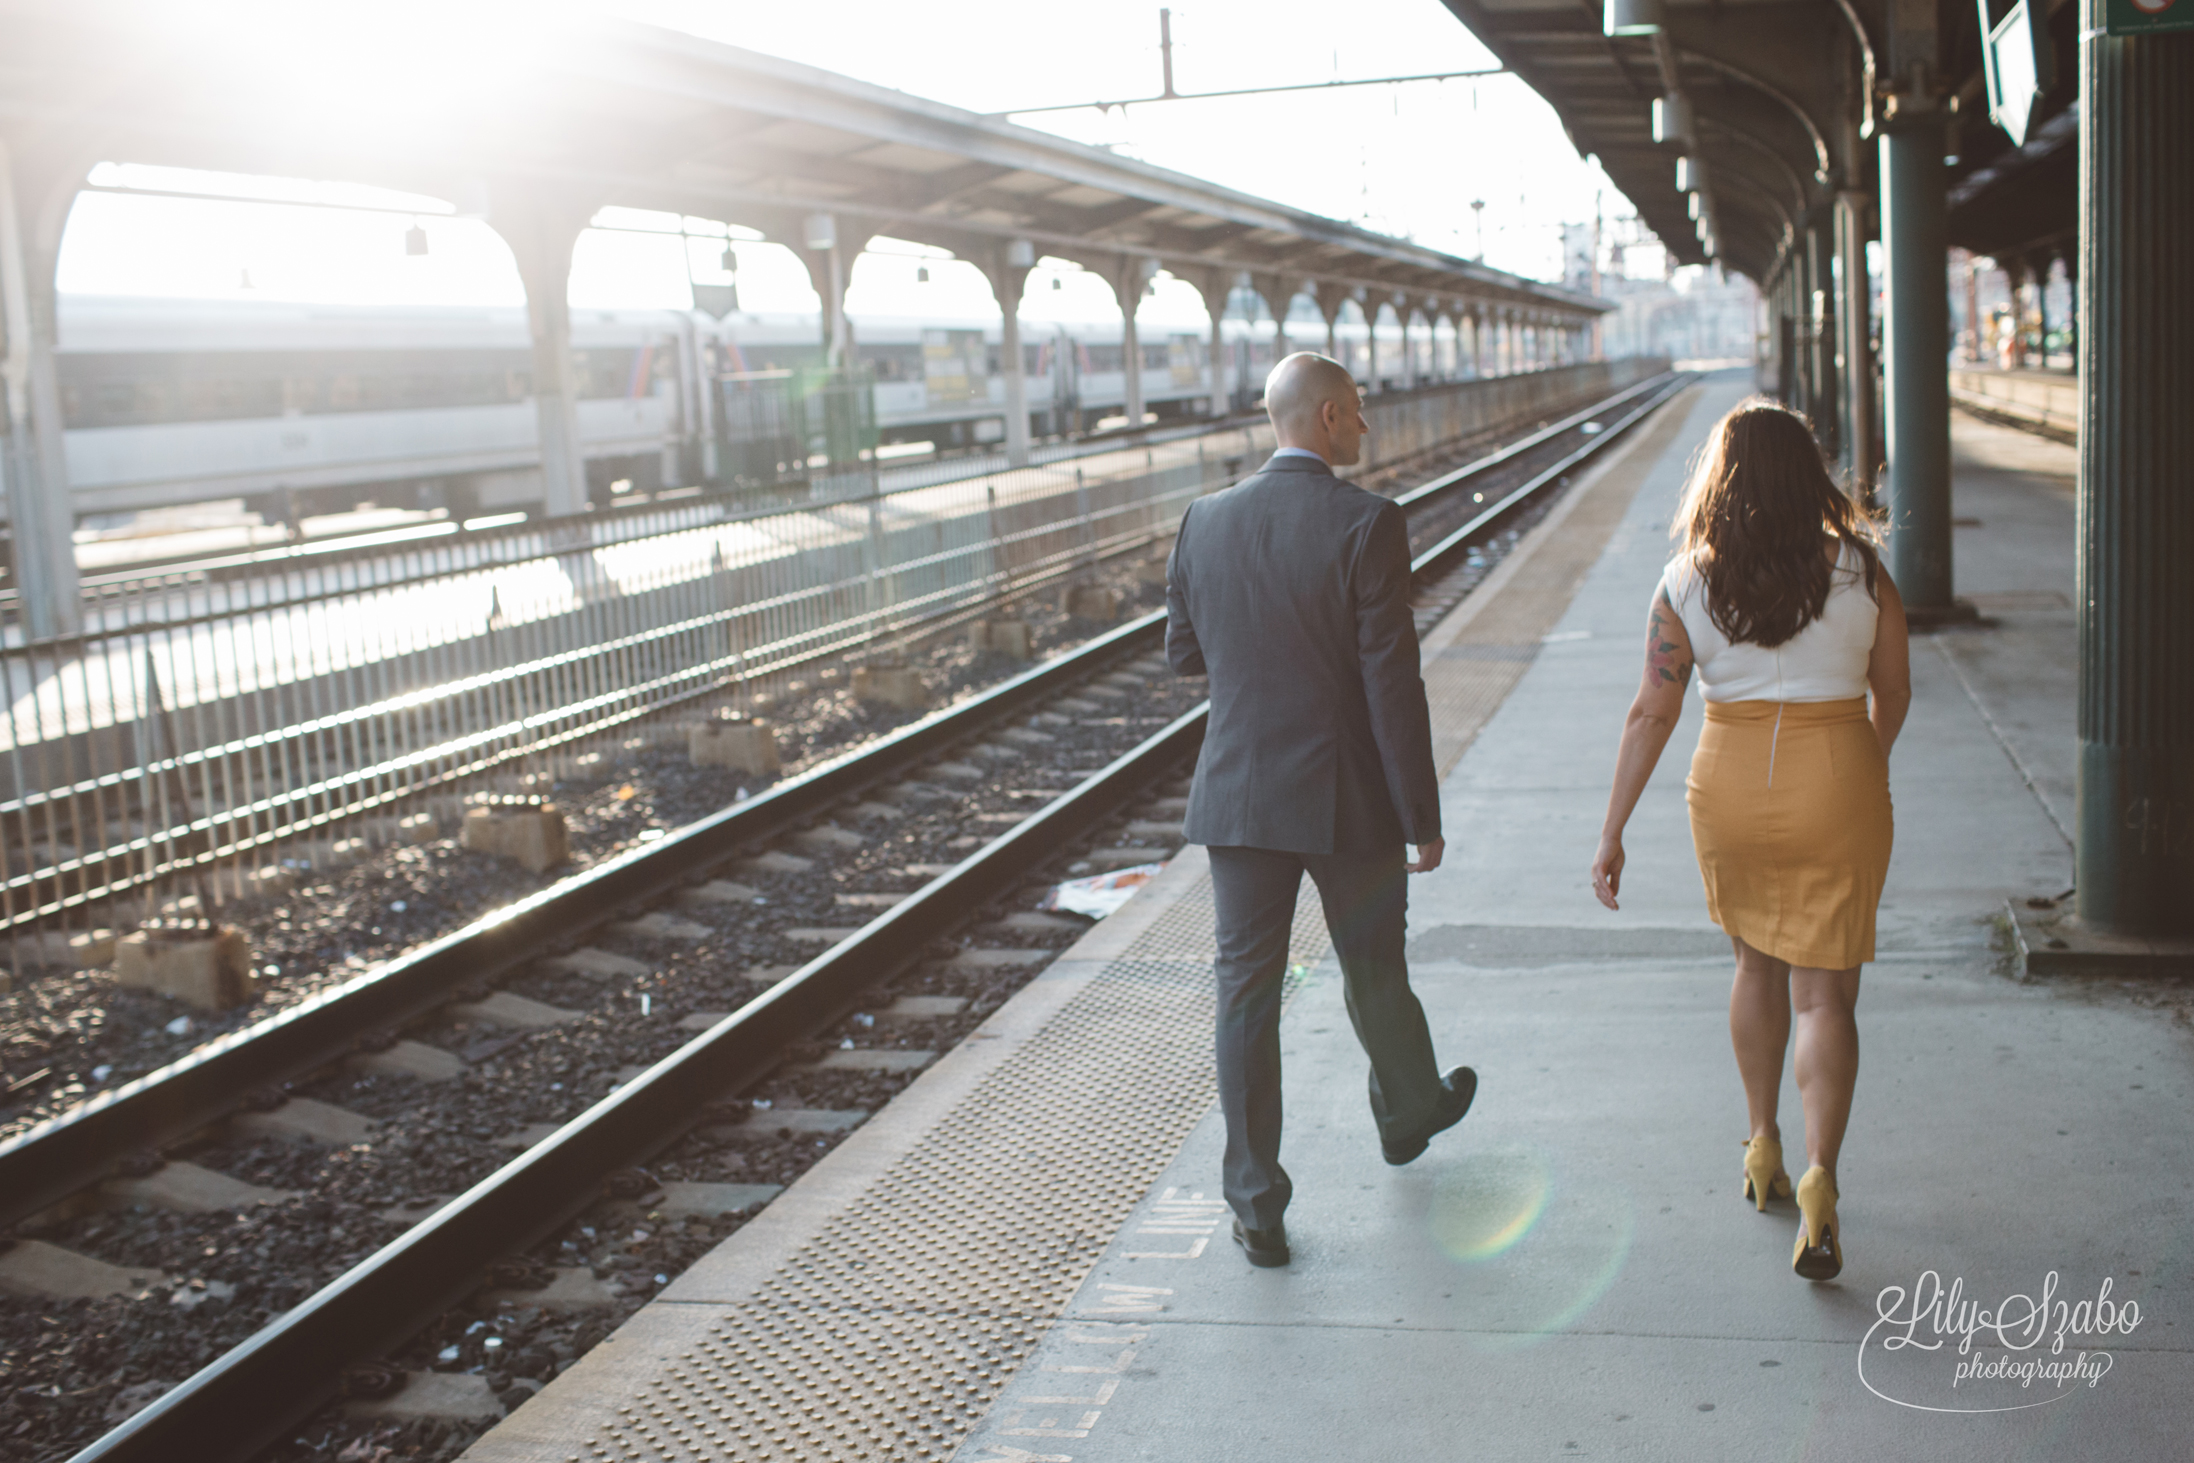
left=495, top=190, right=598, bottom=520
left=2074, top=0, right=2194, bottom=935
left=1836, top=188, right=1876, bottom=496
left=0, top=137, right=82, bottom=640
left=1879, top=124, right=1953, bottom=614
left=978, top=240, right=1034, bottom=467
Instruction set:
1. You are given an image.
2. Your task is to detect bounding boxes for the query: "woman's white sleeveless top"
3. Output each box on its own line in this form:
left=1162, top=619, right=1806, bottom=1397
left=1659, top=542, right=1877, bottom=703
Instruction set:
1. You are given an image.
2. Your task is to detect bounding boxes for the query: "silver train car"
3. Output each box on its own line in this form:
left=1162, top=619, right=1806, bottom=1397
left=49, top=295, right=1385, bottom=523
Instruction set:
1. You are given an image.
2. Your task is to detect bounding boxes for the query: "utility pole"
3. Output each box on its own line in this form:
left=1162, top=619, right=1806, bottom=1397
left=1159, top=9, right=1178, bottom=99
left=1471, top=199, right=1485, bottom=260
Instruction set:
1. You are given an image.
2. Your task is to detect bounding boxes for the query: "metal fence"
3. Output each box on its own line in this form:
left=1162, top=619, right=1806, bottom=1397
left=0, top=357, right=1662, bottom=973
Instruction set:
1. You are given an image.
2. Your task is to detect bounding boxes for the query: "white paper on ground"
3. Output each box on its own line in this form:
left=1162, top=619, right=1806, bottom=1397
left=1038, top=863, right=1165, bottom=920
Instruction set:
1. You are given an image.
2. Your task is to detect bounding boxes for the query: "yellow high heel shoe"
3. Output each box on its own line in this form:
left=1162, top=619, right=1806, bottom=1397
left=1742, top=1136, right=1792, bottom=1211
left=1793, top=1166, right=1842, bottom=1280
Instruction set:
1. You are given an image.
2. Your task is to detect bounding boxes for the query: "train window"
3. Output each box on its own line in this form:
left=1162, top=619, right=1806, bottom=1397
left=57, top=348, right=544, bottom=429
left=1085, top=345, right=1124, bottom=373
left=858, top=344, right=923, bottom=382
left=923, top=330, right=986, bottom=403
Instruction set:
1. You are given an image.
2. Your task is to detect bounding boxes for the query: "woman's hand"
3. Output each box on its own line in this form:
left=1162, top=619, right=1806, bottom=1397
left=1591, top=834, right=1626, bottom=911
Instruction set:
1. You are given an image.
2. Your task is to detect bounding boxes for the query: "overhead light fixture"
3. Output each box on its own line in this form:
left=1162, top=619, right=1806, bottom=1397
left=1603, top=0, right=1666, bottom=36
left=1676, top=155, right=1705, bottom=193
left=1652, top=93, right=1693, bottom=146
left=1052, top=276, right=1063, bottom=290
left=720, top=245, right=738, bottom=272
left=405, top=224, right=428, bottom=256
left=1006, top=238, right=1035, bottom=268
left=916, top=265, right=930, bottom=283
left=802, top=213, right=836, bottom=252
left=1688, top=192, right=1703, bottom=220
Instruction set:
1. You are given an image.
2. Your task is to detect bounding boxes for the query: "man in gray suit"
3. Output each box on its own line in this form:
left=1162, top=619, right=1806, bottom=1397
left=1166, top=352, right=1475, bottom=1269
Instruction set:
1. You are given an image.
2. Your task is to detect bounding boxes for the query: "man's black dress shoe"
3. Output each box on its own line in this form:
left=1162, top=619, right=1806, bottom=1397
left=1232, top=1218, right=1290, bottom=1267
left=1381, top=1066, right=1477, bottom=1166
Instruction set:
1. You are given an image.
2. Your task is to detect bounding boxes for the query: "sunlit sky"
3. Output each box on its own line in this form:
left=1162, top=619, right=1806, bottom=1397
left=56, top=0, right=1674, bottom=328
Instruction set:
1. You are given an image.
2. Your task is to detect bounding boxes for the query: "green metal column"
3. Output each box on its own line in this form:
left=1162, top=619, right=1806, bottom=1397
left=1878, top=120, right=1954, bottom=612
left=1807, top=223, right=1839, bottom=456
left=1836, top=190, right=1875, bottom=493
left=2076, top=3, right=2194, bottom=936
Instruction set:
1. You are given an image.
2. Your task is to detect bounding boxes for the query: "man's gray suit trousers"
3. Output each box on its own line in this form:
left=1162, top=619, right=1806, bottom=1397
left=1207, top=844, right=1443, bottom=1230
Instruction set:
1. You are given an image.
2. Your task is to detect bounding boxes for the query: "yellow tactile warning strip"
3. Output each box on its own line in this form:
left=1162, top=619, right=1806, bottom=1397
left=1418, top=385, right=1702, bottom=776
left=470, top=388, right=1697, bottom=1463
left=551, top=878, right=1330, bottom=1463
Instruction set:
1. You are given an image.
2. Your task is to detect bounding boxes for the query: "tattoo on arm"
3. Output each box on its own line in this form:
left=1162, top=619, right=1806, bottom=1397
left=1647, top=591, right=1694, bottom=688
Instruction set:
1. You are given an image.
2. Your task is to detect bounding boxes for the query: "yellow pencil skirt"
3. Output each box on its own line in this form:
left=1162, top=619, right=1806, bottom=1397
left=1685, top=697, right=1893, bottom=970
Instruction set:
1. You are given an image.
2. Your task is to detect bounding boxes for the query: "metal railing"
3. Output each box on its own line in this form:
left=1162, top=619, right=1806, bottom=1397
left=0, top=357, right=1663, bottom=973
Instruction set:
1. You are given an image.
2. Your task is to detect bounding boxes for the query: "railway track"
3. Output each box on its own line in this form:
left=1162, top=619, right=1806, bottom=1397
left=0, top=371, right=1690, bottom=1463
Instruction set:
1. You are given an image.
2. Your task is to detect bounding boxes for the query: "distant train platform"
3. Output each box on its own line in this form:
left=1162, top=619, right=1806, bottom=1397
left=457, top=377, right=2190, bottom=1463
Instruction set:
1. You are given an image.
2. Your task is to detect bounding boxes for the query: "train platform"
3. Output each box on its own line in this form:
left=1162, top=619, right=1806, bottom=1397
left=458, top=375, right=2191, bottom=1463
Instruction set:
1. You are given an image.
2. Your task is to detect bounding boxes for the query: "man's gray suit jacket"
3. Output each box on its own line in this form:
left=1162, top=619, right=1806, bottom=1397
left=1164, top=453, right=1441, bottom=855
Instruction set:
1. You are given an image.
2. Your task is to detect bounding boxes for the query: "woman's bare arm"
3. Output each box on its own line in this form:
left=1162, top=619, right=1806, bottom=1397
left=1867, top=570, right=1911, bottom=757
left=1592, top=587, right=1694, bottom=911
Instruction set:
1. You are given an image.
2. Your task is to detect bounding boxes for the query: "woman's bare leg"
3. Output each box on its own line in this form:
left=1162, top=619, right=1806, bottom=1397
left=1790, top=963, right=1862, bottom=1181
left=1729, top=937, right=1792, bottom=1142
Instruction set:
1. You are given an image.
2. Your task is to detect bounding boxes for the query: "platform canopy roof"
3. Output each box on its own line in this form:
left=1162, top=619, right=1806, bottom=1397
left=1435, top=0, right=2076, bottom=282
left=0, top=0, right=1604, bottom=319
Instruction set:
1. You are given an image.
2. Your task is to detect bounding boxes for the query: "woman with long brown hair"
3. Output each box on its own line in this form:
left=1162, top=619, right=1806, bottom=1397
left=1590, top=398, right=1910, bottom=1281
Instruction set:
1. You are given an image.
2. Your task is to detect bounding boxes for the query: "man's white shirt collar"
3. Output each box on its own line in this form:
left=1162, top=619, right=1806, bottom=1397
left=1269, top=447, right=1327, bottom=464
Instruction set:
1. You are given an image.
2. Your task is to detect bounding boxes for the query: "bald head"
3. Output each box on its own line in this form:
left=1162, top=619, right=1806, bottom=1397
left=1263, top=352, right=1367, bottom=466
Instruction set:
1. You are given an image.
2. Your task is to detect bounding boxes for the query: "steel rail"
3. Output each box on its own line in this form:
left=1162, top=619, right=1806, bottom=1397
left=52, top=370, right=1688, bottom=1463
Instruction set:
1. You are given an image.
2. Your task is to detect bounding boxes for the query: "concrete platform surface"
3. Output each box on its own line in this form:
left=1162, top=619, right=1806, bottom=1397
left=953, top=375, right=2192, bottom=1462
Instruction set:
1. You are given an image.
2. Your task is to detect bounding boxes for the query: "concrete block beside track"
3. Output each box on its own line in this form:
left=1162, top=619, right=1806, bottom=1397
left=852, top=665, right=930, bottom=710
left=112, top=926, right=254, bottom=1011
left=688, top=717, right=781, bottom=775
left=461, top=805, right=569, bottom=873
left=969, top=618, right=1034, bottom=659
left=1066, top=584, right=1121, bottom=620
